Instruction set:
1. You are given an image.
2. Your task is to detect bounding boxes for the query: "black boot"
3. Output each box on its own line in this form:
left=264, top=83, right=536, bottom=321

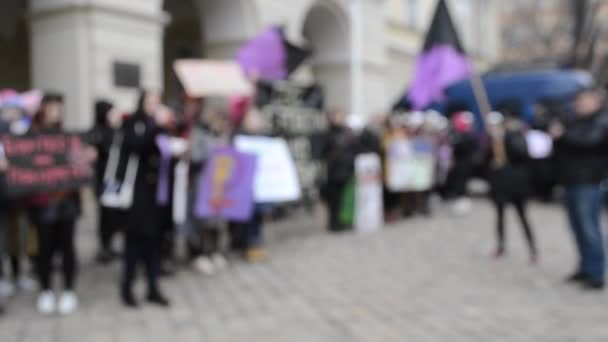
left=121, top=284, right=138, bottom=308
left=147, top=288, right=170, bottom=307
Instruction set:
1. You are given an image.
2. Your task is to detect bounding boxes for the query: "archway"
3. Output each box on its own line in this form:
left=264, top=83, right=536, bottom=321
left=163, top=0, right=203, bottom=104
left=302, top=1, right=350, bottom=111
left=0, top=0, right=30, bottom=90
left=162, top=0, right=259, bottom=104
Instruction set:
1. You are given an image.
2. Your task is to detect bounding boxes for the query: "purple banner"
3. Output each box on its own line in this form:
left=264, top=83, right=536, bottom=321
left=236, top=26, right=287, bottom=81
left=408, top=44, right=471, bottom=109
left=194, top=147, right=256, bottom=222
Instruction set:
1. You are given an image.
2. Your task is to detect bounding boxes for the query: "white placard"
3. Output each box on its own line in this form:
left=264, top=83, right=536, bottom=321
left=355, top=153, right=383, bottom=234
left=526, top=130, right=553, bottom=159
left=234, top=135, right=301, bottom=203
left=173, top=59, right=254, bottom=97
left=386, top=138, right=436, bottom=192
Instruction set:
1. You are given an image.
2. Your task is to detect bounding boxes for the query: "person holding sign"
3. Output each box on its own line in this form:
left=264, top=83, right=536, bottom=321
left=26, top=94, right=89, bottom=315
left=119, top=90, right=172, bottom=308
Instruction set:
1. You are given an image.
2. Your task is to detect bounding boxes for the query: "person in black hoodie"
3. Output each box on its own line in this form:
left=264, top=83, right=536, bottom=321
left=119, top=90, right=171, bottom=308
left=486, top=109, right=538, bottom=264
left=550, top=88, right=608, bottom=290
left=88, top=100, right=123, bottom=264
left=320, top=110, right=357, bottom=232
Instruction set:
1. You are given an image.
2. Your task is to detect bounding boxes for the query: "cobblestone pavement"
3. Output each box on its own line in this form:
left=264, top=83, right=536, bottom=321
left=1, top=200, right=608, bottom=341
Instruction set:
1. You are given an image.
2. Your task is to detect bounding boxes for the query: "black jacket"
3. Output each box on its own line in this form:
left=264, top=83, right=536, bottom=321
left=321, top=125, right=357, bottom=184
left=488, top=131, right=532, bottom=203
left=554, top=111, right=608, bottom=186
left=120, top=113, right=164, bottom=237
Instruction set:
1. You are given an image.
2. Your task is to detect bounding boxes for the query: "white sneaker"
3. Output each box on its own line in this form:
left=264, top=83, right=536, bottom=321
left=0, top=280, right=15, bottom=298
left=211, top=253, right=228, bottom=271
left=37, top=291, right=56, bottom=315
left=58, top=291, right=78, bottom=315
left=194, top=256, right=215, bottom=275
left=17, top=276, right=37, bottom=292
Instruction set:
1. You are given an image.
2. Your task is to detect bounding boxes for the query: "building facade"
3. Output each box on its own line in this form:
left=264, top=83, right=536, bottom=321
left=1, top=0, right=499, bottom=130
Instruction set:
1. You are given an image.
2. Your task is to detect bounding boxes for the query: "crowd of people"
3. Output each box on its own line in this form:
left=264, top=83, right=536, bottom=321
left=0, top=85, right=607, bottom=318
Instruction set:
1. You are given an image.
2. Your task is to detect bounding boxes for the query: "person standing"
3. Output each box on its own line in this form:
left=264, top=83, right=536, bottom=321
left=88, top=100, right=123, bottom=264
left=320, top=110, right=357, bottom=232
left=119, top=90, right=171, bottom=307
left=550, top=88, right=608, bottom=290
left=486, top=111, right=538, bottom=264
left=27, top=93, right=85, bottom=315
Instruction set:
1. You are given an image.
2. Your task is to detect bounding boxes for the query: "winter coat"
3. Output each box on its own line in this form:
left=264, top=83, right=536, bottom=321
left=119, top=112, right=164, bottom=237
left=554, top=110, right=608, bottom=186
left=488, top=131, right=532, bottom=203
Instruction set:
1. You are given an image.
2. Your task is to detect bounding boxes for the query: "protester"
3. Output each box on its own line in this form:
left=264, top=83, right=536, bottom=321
left=486, top=110, right=538, bottom=264
left=119, top=90, right=171, bottom=308
left=88, top=100, right=123, bottom=264
left=445, top=111, right=477, bottom=215
left=230, top=97, right=270, bottom=262
left=27, top=93, right=85, bottom=315
left=550, top=88, right=608, bottom=290
left=320, top=109, right=357, bottom=232
left=189, top=108, right=230, bottom=273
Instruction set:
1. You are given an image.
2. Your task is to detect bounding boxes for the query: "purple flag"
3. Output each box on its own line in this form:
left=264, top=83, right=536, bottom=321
left=156, top=135, right=172, bottom=206
left=408, top=45, right=471, bottom=110
left=194, top=147, right=256, bottom=222
left=236, top=27, right=287, bottom=81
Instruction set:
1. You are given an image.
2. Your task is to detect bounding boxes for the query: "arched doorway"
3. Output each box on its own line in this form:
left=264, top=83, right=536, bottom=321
left=162, top=0, right=259, bottom=104
left=163, top=0, right=203, bottom=105
left=302, top=2, right=350, bottom=111
left=0, top=0, right=30, bottom=90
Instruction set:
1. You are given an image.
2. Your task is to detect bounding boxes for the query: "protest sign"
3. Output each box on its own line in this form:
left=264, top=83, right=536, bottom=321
left=195, top=147, right=256, bottom=222
left=386, top=137, right=435, bottom=192
left=355, top=153, right=383, bottom=234
left=234, top=135, right=301, bottom=203
left=526, top=130, right=553, bottom=159
left=0, top=133, right=93, bottom=196
left=173, top=59, right=254, bottom=97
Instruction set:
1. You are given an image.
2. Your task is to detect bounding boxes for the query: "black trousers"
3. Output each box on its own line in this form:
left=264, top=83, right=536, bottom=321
left=495, top=200, right=537, bottom=255
left=37, top=221, right=77, bottom=291
left=324, top=182, right=346, bottom=232
left=122, top=233, right=161, bottom=293
left=98, top=206, right=121, bottom=252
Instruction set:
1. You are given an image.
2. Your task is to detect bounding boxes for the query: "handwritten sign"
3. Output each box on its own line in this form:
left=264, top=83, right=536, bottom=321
left=1, top=133, right=93, bottom=196
left=386, top=138, right=435, bottom=192
left=234, top=135, right=301, bottom=203
left=174, top=59, right=254, bottom=97
left=194, top=147, right=256, bottom=222
left=355, top=153, right=383, bottom=234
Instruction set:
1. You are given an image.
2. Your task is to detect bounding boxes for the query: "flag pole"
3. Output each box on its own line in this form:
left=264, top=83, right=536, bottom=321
left=469, top=68, right=506, bottom=166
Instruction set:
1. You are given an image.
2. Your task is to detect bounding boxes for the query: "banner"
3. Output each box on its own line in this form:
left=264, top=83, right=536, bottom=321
left=173, top=59, right=254, bottom=97
left=234, top=135, right=301, bottom=203
left=195, top=147, right=256, bottom=222
left=386, top=137, right=435, bottom=192
left=0, top=133, right=93, bottom=196
left=355, top=153, right=383, bottom=234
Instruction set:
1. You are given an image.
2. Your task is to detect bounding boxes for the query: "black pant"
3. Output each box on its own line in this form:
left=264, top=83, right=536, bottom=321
left=495, top=200, right=537, bottom=255
left=122, top=233, right=161, bottom=293
left=325, top=182, right=346, bottom=232
left=98, top=206, right=121, bottom=252
left=37, top=221, right=77, bottom=291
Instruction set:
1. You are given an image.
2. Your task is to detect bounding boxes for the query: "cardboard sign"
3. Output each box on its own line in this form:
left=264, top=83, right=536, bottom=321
left=386, top=138, right=435, bottom=192
left=355, top=153, right=383, bottom=234
left=234, top=135, right=302, bottom=203
left=1, top=133, right=93, bottom=196
left=194, top=147, right=256, bottom=222
left=174, top=59, right=254, bottom=97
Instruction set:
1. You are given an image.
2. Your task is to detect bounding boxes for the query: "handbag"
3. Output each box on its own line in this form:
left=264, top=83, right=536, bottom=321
left=100, top=134, right=139, bottom=210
